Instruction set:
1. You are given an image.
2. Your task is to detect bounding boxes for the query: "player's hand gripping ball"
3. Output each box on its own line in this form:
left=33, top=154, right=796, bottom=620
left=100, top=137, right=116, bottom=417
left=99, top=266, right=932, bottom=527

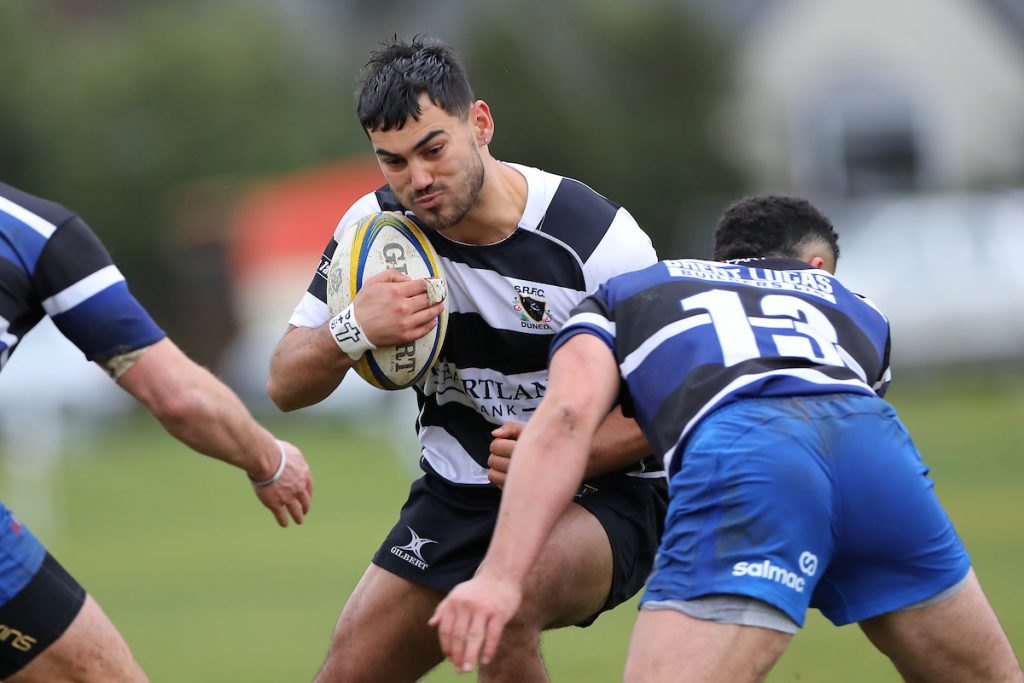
left=327, top=211, right=448, bottom=390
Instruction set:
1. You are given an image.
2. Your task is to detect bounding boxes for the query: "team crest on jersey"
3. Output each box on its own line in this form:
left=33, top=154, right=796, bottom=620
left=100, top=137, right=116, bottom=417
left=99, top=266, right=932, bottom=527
left=513, top=285, right=553, bottom=329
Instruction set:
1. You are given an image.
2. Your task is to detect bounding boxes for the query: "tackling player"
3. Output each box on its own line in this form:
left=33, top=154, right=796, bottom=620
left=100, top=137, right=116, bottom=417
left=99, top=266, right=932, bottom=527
left=431, top=195, right=1023, bottom=682
left=0, top=181, right=313, bottom=682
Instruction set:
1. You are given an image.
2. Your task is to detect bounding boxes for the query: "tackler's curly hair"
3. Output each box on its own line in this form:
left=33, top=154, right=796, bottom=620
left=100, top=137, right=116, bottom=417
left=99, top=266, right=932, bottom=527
left=713, top=195, right=840, bottom=264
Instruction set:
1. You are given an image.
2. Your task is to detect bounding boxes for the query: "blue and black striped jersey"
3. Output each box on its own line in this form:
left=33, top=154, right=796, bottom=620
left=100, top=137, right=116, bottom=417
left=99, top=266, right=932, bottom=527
left=290, top=162, right=663, bottom=485
left=552, top=257, right=892, bottom=477
left=0, top=182, right=165, bottom=372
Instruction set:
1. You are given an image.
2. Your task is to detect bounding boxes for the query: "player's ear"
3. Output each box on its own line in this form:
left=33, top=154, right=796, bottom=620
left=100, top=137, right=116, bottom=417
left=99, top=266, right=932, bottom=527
left=806, top=254, right=838, bottom=273
left=796, top=241, right=835, bottom=273
left=470, top=100, right=494, bottom=147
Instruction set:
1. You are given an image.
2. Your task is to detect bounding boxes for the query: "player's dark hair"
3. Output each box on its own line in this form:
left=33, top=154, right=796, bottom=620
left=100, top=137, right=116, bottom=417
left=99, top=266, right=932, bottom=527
left=356, top=36, right=475, bottom=133
left=713, top=195, right=840, bottom=263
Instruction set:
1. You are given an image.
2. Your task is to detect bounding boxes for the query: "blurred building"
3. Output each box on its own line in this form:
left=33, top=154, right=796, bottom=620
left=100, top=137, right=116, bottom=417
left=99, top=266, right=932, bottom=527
left=688, top=0, right=1024, bottom=368
left=713, top=0, right=1024, bottom=194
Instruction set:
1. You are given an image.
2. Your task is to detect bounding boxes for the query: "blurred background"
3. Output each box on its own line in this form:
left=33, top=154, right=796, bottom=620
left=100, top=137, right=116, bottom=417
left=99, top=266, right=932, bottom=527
left=0, top=1, right=1022, bottom=681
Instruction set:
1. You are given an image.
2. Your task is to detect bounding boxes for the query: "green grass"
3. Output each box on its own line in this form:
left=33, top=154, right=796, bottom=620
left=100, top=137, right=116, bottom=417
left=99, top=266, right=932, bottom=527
left=2, top=377, right=1022, bottom=682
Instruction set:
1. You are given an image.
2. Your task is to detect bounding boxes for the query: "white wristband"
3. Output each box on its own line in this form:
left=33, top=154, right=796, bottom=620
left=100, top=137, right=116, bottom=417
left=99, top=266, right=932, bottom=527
left=249, top=440, right=287, bottom=488
left=329, top=302, right=377, bottom=360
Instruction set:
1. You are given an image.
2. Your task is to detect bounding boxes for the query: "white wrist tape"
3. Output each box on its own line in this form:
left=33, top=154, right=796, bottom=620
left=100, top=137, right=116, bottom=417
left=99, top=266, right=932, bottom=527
left=329, top=302, right=377, bottom=360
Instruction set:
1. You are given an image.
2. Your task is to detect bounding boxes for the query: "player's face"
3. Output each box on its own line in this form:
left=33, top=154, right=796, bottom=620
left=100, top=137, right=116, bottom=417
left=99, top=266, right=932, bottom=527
left=368, top=95, right=486, bottom=232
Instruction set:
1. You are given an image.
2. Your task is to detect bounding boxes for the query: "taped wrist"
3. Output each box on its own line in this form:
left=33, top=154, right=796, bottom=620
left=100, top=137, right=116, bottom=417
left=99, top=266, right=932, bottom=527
left=98, top=346, right=151, bottom=381
left=329, top=302, right=376, bottom=360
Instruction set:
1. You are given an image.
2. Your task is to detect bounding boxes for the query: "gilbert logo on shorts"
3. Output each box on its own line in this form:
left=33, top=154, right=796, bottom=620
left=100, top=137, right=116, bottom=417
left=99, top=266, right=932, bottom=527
left=731, top=551, right=818, bottom=594
left=391, top=526, right=437, bottom=570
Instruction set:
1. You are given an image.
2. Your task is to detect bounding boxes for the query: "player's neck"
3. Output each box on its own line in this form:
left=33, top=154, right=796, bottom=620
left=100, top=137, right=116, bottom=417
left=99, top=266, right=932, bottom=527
left=442, top=160, right=527, bottom=245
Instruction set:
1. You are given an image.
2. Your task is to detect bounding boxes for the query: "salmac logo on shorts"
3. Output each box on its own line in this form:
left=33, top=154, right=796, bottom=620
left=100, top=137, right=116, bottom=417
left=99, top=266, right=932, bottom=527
left=798, top=551, right=818, bottom=577
left=0, top=624, right=37, bottom=652
left=731, top=558, right=806, bottom=593
left=390, top=526, right=437, bottom=570
left=513, top=285, right=552, bottom=330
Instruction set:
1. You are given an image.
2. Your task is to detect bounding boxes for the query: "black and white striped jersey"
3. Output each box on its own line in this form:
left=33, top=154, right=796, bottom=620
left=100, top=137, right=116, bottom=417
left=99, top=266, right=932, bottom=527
left=290, top=162, right=661, bottom=485
left=551, top=257, right=893, bottom=477
left=0, top=182, right=165, bottom=372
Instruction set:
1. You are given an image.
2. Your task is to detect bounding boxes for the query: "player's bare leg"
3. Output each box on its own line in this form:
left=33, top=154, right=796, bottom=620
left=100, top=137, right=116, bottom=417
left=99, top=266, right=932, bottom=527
left=623, top=609, right=790, bottom=683
left=859, top=569, right=1023, bottom=682
left=7, top=594, right=147, bottom=683
left=313, top=564, right=445, bottom=683
left=477, top=503, right=614, bottom=683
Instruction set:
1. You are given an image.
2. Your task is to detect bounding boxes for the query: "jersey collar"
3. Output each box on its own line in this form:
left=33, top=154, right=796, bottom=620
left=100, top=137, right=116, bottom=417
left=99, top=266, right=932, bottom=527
left=723, top=257, right=812, bottom=271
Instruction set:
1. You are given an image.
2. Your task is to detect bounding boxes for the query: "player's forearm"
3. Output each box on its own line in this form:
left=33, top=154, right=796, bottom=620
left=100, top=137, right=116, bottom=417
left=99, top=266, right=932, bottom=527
left=584, top=407, right=650, bottom=478
left=267, top=324, right=353, bottom=411
left=152, top=375, right=280, bottom=477
left=116, top=339, right=280, bottom=479
left=479, top=405, right=593, bottom=584
left=484, top=334, right=621, bottom=581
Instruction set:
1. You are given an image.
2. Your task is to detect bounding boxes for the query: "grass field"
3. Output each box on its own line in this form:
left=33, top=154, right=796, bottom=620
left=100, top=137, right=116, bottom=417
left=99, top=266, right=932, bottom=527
left=2, top=375, right=1022, bottom=682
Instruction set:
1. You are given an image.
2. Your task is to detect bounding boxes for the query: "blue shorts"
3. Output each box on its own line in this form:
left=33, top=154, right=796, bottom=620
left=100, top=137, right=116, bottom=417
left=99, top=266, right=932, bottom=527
left=641, top=394, right=971, bottom=627
left=0, top=503, right=47, bottom=607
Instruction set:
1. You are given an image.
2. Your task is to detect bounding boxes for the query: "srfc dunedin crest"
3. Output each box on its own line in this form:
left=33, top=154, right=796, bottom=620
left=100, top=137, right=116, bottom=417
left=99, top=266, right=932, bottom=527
left=518, top=293, right=547, bottom=322
left=513, top=285, right=553, bottom=329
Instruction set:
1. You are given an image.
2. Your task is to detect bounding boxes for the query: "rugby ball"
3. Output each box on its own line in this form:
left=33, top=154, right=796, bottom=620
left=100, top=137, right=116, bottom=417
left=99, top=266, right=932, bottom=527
left=326, top=211, right=448, bottom=390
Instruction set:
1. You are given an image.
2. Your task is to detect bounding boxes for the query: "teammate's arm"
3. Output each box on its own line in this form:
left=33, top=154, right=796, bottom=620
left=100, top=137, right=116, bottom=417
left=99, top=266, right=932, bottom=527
left=430, top=333, right=620, bottom=672
left=487, top=407, right=647, bottom=487
left=268, top=269, right=443, bottom=411
left=587, top=406, right=649, bottom=475
left=115, top=338, right=312, bottom=527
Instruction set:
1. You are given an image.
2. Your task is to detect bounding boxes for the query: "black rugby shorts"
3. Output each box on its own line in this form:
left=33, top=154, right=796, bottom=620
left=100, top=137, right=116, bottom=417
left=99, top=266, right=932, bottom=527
left=372, top=470, right=667, bottom=626
left=0, top=552, right=86, bottom=678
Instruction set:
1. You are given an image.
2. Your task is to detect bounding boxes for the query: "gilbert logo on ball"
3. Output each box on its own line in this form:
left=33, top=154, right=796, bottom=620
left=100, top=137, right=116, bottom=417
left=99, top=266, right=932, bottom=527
left=327, top=211, right=449, bottom=390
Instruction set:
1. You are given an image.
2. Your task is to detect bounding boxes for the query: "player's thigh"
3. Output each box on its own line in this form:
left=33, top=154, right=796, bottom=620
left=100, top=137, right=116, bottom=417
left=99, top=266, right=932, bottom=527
left=8, top=594, right=146, bottom=683
left=316, top=563, right=445, bottom=683
left=0, top=543, right=142, bottom=683
left=513, top=502, right=614, bottom=630
left=859, top=569, right=1023, bottom=683
left=624, top=607, right=790, bottom=683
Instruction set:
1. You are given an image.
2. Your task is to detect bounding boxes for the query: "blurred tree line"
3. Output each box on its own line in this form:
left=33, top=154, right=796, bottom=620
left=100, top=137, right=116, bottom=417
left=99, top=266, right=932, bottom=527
left=463, top=0, right=746, bottom=255
left=0, top=0, right=358, bottom=346
left=1, top=0, right=744, bottom=359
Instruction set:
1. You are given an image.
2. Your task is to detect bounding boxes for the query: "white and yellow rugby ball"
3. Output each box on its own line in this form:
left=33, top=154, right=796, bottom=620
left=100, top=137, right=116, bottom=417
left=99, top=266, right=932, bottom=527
left=326, top=211, right=448, bottom=390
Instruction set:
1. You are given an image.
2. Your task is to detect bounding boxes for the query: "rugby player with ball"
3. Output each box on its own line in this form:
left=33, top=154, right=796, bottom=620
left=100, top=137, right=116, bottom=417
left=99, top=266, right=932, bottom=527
left=269, top=36, right=667, bottom=683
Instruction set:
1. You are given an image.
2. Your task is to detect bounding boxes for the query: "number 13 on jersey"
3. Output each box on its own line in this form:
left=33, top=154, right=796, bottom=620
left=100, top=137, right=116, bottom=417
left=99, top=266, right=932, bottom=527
left=682, top=289, right=851, bottom=370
